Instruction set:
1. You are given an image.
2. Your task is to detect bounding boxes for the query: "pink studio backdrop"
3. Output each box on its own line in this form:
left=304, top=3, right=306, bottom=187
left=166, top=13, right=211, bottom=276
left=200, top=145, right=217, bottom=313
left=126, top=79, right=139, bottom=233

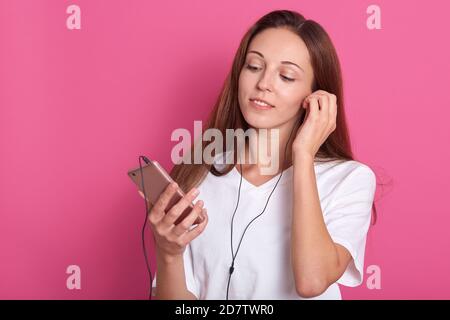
left=1, top=0, right=449, bottom=299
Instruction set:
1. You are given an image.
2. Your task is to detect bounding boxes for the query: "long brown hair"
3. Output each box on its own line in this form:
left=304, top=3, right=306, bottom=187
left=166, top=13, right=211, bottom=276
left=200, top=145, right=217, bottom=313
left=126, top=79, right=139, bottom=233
left=169, top=9, right=378, bottom=224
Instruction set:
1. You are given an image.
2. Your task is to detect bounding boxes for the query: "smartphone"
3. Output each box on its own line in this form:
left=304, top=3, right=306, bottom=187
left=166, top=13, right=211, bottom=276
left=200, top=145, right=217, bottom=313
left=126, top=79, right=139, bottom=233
left=127, top=159, right=204, bottom=226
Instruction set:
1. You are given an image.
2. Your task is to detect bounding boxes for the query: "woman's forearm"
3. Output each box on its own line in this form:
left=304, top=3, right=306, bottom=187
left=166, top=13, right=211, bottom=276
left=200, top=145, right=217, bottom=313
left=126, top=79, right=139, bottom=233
left=154, top=252, right=197, bottom=300
left=291, top=152, right=340, bottom=298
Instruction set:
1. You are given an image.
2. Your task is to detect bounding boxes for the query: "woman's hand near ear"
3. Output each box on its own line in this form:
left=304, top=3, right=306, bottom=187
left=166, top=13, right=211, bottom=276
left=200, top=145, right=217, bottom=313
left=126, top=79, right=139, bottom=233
left=290, top=90, right=349, bottom=298
left=292, top=90, right=337, bottom=159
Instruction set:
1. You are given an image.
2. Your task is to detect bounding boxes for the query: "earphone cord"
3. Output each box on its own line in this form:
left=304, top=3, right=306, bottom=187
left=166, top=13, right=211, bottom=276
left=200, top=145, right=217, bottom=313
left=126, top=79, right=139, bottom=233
left=226, top=126, right=296, bottom=300
left=139, top=156, right=154, bottom=300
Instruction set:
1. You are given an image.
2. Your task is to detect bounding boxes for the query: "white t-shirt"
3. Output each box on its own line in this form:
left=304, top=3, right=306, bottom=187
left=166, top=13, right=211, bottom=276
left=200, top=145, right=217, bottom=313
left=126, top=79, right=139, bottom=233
left=152, top=151, right=377, bottom=300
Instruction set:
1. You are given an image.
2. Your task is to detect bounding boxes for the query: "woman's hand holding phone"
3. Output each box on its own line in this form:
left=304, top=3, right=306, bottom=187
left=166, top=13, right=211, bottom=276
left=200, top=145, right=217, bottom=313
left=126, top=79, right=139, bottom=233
left=141, top=182, right=208, bottom=261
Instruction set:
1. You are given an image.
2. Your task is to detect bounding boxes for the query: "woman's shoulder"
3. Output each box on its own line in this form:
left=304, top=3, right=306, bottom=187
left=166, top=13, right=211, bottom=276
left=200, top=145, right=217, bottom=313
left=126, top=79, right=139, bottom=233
left=315, top=158, right=376, bottom=185
left=312, top=158, right=377, bottom=211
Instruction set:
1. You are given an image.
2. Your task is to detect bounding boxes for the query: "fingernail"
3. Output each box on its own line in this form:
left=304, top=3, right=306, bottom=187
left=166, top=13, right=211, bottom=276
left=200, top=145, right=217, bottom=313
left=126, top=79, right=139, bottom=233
left=192, top=188, right=200, bottom=196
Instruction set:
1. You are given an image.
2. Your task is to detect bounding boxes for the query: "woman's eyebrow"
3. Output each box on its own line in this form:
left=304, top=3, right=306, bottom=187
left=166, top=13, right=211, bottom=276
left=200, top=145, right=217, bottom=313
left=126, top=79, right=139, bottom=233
left=247, top=50, right=304, bottom=73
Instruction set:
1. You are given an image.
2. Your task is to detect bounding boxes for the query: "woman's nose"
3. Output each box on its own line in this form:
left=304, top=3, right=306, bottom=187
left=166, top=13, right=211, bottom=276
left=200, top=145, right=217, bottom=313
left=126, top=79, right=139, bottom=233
left=257, top=72, right=274, bottom=92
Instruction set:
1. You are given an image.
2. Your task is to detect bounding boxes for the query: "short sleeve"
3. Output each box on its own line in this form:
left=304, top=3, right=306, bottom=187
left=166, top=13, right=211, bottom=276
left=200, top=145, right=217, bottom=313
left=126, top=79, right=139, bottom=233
left=323, top=164, right=377, bottom=287
left=151, top=242, right=199, bottom=299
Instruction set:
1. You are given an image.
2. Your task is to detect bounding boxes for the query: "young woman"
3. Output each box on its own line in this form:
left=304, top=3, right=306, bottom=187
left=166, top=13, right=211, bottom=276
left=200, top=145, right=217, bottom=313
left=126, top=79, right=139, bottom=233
left=147, top=10, right=377, bottom=300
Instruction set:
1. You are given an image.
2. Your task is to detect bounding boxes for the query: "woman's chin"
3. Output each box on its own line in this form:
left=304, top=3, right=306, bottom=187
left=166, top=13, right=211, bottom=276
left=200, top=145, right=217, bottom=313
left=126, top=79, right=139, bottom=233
left=244, top=120, right=278, bottom=130
left=241, top=109, right=282, bottom=130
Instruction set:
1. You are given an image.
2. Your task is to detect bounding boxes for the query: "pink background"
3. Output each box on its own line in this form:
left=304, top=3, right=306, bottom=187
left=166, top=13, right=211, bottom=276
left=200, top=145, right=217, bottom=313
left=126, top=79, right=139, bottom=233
left=1, top=0, right=449, bottom=299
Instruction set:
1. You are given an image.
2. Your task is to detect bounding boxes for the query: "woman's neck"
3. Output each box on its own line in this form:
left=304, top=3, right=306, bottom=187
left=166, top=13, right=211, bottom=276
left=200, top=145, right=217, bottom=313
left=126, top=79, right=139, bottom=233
left=237, top=130, right=295, bottom=174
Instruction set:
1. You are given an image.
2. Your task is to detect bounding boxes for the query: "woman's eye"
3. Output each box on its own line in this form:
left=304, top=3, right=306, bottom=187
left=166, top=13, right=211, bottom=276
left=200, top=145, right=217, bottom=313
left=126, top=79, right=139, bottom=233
left=245, top=64, right=295, bottom=82
left=246, top=64, right=259, bottom=71
left=281, top=75, right=295, bottom=82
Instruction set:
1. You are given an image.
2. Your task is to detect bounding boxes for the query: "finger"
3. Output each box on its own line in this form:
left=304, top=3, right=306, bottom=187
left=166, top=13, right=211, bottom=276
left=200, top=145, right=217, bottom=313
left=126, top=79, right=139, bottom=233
left=181, top=209, right=209, bottom=243
left=305, top=94, right=324, bottom=107
left=161, top=187, right=201, bottom=228
left=150, top=182, right=179, bottom=223
left=329, top=94, right=337, bottom=125
left=325, top=94, right=333, bottom=130
left=313, top=89, right=328, bottom=96
left=318, top=94, right=328, bottom=111
left=317, top=94, right=330, bottom=124
left=306, top=96, right=320, bottom=121
left=310, top=92, right=335, bottom=127
left=171, top=201, right=206, bottom=237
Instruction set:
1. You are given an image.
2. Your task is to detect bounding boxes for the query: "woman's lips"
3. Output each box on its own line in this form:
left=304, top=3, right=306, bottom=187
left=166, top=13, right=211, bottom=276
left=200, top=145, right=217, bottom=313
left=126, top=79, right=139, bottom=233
left=249, top=99, right=274, bottom=110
